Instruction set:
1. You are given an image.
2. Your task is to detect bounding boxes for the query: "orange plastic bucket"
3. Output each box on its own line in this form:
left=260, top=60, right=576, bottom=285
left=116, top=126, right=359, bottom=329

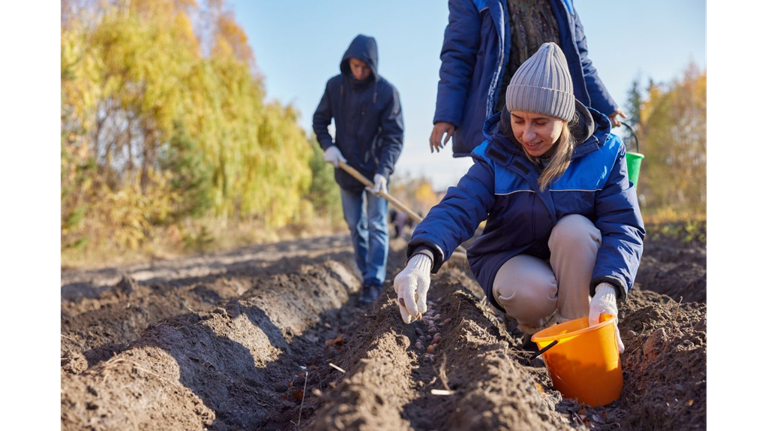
left=531, top=314, right=623, bottom=406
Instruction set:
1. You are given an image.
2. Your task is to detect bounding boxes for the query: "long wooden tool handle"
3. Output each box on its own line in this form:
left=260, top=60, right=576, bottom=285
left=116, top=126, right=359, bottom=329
left=338, top=161, right=423, bottom=223
left=337, top=161, right=468, bottom=255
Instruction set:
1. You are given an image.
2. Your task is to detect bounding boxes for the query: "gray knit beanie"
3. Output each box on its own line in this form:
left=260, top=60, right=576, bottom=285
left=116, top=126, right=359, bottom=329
left=505, top=42, right=575, bottom=121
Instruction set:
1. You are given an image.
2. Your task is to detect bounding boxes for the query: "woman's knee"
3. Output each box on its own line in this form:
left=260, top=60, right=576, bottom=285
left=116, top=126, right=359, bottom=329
left=492, top=256, right=558, bottom=328
left=549, top=214, right=601, bottom=250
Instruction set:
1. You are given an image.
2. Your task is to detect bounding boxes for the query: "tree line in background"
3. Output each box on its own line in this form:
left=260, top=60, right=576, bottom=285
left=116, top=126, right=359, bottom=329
left=61, top=0, right=341, bottom=264
left=623, top=63, right=706, bottom=220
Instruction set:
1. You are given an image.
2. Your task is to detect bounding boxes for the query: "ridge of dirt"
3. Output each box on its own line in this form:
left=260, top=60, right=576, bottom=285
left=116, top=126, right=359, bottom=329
left=61, top=259, right=362, bottom=430
left=61, top=224, right=706, bottom=430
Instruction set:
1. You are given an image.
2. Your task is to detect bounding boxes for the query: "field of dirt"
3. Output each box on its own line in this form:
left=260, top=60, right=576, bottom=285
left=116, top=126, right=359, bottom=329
left=61, top=223, right=706, bottom=430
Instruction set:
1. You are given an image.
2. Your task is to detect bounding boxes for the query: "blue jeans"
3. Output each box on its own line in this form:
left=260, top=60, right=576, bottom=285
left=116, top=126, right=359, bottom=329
left=340, top=188, right=389, bottom=287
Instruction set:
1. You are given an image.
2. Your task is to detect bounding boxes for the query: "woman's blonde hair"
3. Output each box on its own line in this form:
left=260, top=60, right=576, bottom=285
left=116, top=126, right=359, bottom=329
left=530, top=116, right=578, bottom=191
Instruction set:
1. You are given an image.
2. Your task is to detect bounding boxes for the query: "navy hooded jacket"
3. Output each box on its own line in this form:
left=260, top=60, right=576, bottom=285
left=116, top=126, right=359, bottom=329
left=434, top=0, right=619, bottom=157
left=313, top=35, right=405, bottom=191
left=409, top=102, right=644, bottom=312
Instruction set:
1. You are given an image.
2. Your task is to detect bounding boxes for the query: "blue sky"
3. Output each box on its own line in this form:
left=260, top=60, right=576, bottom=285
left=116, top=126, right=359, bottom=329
left=230, top=0, right=706, bottom=190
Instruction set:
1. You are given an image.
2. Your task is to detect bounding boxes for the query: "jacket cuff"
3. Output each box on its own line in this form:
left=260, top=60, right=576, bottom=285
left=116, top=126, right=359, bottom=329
left=318, top=139, right=334, bottom=151
left=406, top=240, right=444, bottom=274
left=376, top=165, right=393, bottom=178
left=432, top=116, right=459, bottom=128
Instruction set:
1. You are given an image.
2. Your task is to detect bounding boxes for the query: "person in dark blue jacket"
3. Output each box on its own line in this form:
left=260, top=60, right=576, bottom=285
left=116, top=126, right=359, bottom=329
left=429, top=0, right=626, bottom=158
left=313, top=34, right=405, bottom=304
left=397, top=43, right=643, bottom=351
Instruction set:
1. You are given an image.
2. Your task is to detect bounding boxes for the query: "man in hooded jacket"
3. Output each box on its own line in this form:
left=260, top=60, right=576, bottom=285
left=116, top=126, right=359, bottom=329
left=313, top=34, right=405, bottom=304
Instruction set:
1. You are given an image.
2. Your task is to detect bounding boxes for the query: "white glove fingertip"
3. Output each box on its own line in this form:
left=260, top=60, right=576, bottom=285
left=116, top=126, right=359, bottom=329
left=615, top=322, right=625, bottom=353
left=416, top=286, right=428, bottom=314
left=403, top=292, right=419, bottom=319
left=398, top=303, right=412, bottom=324
left=588, top=308, right=601, bottom=326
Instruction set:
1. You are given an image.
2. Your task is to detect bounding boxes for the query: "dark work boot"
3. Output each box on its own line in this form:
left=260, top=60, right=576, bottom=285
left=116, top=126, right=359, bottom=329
left=358, top=284, right=382, bottom=305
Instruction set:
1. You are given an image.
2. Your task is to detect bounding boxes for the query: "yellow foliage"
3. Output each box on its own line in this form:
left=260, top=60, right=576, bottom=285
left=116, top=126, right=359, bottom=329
left=214, top=14, right=255, bottom=64
left=636, top=63, right=706, bottom=217
left=61, top=0, right=316, bottom=261
left=414, top=183, right=438, bottom=209
left=389, top=174, right=440, bottom=217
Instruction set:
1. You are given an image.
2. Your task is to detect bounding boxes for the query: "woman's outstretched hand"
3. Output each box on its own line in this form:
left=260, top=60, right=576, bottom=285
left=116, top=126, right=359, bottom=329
left=393, top=254, right=432, bottom=323
left=589, top=282, right=625, bottom=353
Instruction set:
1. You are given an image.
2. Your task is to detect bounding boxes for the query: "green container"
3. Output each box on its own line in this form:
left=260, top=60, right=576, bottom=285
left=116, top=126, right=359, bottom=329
left=621, top=123, right=644, bottom=187
left=626, top=152, right=644, bottom=186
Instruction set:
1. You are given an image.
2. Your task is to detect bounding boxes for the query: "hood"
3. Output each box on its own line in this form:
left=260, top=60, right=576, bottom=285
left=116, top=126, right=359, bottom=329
left=340, top=34, right=379, bottom=83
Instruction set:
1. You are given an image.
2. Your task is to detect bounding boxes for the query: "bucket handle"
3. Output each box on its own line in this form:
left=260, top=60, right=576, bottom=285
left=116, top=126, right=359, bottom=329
left=620, top=122, right=641, bottom=153
left=532, top=340, right=558, bottom=359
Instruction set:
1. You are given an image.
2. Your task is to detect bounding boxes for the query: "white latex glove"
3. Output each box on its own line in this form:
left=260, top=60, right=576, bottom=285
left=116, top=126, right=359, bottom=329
left=323, top=146, right=346, bottom=168
left=393, top=254, right=432, bottom=324
left=370, top=174, right=388, bottom=195
left=589, top=283, right=625, bottom=353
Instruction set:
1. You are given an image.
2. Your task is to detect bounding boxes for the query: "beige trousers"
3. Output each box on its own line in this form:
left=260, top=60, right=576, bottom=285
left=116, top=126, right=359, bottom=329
left=492, top=214, right=602, bottom=330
